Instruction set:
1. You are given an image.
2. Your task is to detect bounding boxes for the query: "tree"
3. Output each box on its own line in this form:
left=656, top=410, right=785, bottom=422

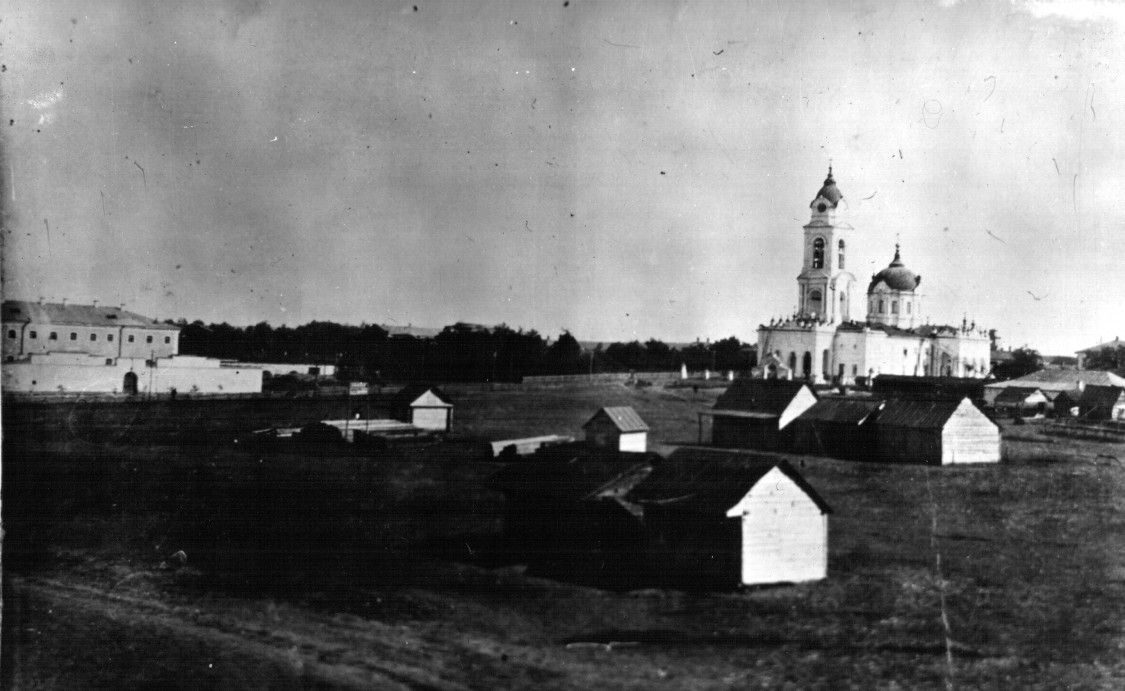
left=1083, top=345, right=1125, bottom=372
left=991, top=347, right=1043, bottom=381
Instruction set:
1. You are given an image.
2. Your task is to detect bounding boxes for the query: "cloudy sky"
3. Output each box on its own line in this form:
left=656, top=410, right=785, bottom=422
left=2, top=0, right=1122, bottom=354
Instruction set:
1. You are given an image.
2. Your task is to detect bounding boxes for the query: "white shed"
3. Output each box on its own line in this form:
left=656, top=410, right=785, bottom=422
left=875, top=397, right=1000, bottom=465
left=392, top=384, right=453, bottom=432
left=583, top=407, right=650, bottom=452
left=629, top=453, right=832, bottom=587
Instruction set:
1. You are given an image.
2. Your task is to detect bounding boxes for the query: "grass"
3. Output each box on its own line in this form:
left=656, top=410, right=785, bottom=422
left=3, top=390, right=1125, bottom=689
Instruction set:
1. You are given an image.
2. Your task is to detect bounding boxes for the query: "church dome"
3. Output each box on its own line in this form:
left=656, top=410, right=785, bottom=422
left=869, top=245, right=921, bottom=292
left=810, top=166, right=843, bottom=208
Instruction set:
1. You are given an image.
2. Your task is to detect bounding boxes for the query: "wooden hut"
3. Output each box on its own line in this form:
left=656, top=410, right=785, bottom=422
left=705, top=378, right=817, bottom=451
left=792, top=398, right=884, bottom=460
left=874, top=397, right=1000, bottom=465
left=583, top=406, right=650, bottom=452
left=628, top=450, right=831, bottom=587
left=392, top=384, right=453, bottom=431
left=490, top=445, right=657, bottom=587
left=993, top=387, right=1049, bottom=417
left=1078, top=385, right=1125, bottom=421
left=1050, top=388, right=1083, bottom=418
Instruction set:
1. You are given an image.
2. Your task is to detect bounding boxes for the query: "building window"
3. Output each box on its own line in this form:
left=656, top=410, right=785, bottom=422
left=105, top=358, right=113, bottom=365
left=906, top=302, right=912, bottom=314
left=30, top=330, right=37, bottom=339
left=146, top=335, right=153, bottom=344
left=6, top=329, right=14, bottom=339
left=808, top=289, right=823, bottom=317
left=128, top=335, right=135, bottom=343
left=891, top=300, right=899, bottom=314
left=788, top=352, right=797, bottom=372
left=91, top=333, right=98, bottom=341
left=49, top=332, right=58, bottom=340
left=812, top=238, right=825, bottom=269
left=838, top=239, right=845, bottom=269
left=70, top=332, right=78, bottom=341
left=852, top=364, right=858, bottom=376
left=164, top=336, right=170, bottom=344
left=879, top=299, right=885, bottom=313
left=108, top=334, right=114, bottom=342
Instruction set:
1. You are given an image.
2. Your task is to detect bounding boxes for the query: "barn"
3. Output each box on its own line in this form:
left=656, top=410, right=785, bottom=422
left=490, top=445, right=657, bottom=587
left=874, top=397, right=1000, bottom=465
left=792, top=397, right=884, bottom=460
left=628, top=450, right=831, bottom=587
left=392, top=384, right=453, bottom=431
left=1078, top=385, right=1125, bottom=421
left=706, top=378, right=817, bottom=451
left=583, top=406, right=650, bottom=452
left=993, top=387, right=1049, bottom=417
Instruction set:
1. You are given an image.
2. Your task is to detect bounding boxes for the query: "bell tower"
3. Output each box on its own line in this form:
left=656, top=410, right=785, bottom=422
left=797, top=166, right=856, bottom=322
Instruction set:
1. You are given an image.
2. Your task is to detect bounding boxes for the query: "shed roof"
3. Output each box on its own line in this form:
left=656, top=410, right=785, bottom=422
left=1079, top=385, right=1125, bottom=406
left=993, top=387, right=1046, bottom=403
left=874, top=397, right=969, bottom=429
left=714, top=378, right=815, bottom=415
left=1, top=300, right=179, bottom=330
left=490, top=446, right=658, bottom=503
left=626, top=449, right=832, bottom=514
left=872, top=375, right=985, bottom=400
left=797, top=397, right=883, bottom=424
left=393, top=384, right=452, bottom=407
left=583, top=406, right=650, bottom=433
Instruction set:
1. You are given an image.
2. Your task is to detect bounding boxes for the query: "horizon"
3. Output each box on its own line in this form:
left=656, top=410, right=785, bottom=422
left=2, top=1, right=1121, bottom=357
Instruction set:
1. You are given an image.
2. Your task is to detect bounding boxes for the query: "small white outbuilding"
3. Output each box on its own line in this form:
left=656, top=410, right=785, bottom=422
left=583, top=406, right=650, bottom=452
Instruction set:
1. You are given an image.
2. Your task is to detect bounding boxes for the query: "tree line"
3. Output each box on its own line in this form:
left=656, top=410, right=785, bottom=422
left=170, top=319, right=756, bottom=383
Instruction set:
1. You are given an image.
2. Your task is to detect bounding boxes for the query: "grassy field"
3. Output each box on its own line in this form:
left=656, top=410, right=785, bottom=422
left=3, top=385, right=1125, bottom=689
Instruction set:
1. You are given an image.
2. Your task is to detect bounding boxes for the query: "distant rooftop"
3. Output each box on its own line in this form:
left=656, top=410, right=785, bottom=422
left=1, top=300, right=179, bottom=331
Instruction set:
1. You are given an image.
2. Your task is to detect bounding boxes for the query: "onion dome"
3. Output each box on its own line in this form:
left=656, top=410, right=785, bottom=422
left=810, top=166, right=843, bottom=209
left=869, top=245, right=922, bottom=292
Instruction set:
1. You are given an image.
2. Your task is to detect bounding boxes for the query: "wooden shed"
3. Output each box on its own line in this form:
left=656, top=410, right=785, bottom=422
left=1051, top=388, right=1083, bottom=418
left=628, top=450, right=831, bottom=588
left=993, top=387, right=1049, bottom=417
left=583, top=406, right=650, bottom=452
left=874, top=397, right=1000, bottom=465
left=792, top=398, right=884, bottom=460
left=392, top=384, right=453, bottom=431
left=490, top=445, right=657, bottom=587
left=1078, top=385, right=1125, bottom=421
left=705, top=378, right=817, bottom=451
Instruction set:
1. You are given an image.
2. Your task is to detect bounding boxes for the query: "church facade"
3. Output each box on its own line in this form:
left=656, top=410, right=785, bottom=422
left=755, top=168, right=990, bottom=385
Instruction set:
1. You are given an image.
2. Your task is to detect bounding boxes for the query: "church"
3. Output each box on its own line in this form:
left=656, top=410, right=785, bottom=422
left=754, top=168, right=991, bottom=385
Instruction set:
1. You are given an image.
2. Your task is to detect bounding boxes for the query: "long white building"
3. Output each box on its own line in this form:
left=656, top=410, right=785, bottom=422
left=755, top=168, right=991, bottom=385
left=1, top=300, right=261, bottom=395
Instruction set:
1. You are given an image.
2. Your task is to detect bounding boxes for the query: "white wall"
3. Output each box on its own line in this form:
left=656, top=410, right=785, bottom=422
left=727, top=467, right=827, bottom=585
left=617, top=431, right=647, bottom=453
left=941, top=398, right=1000, bottom=464
left=1, top=354, right=261, bottom=394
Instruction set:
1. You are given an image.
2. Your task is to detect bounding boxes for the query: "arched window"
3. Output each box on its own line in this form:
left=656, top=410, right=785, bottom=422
left=879, top=298, right=885, bottom=313
left=892, top=300, right=899, bottom=314
left=822, top=349, right=830, bottom=377
left=802, top=351, right=812, bottom=377
left=788, top=351, right=797, bottom=372
left=809, top=290, right=823, bottom=317
left=838, top=239, right=845, bottom=269
left=812, top=238, right=825, bottom=269
left=839, top=292, right=847, bottom=320
left=906, top=301, right=912, bottom=314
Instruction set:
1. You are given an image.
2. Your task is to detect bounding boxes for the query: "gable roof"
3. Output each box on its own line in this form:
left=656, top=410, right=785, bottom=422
left=626, top=450, right=831, bottom=515
left=1077, top=338, right=1125, bottom=354
left=393, top=384, right=452, bottom=407
left=583, top=406, right=649, bottom=433
left=714, top=378, right=815, bottom=415
left=872, top=375, right=986, bottom=400
left=797, top=397, right=883, bottom=424
left=874, top=397, right=970, bottom=429
left=1079, top=385, right=1125, bottom=406
left=1, top=300, right=180, bottom=331
left=985, top=368, right=1125, bottom=392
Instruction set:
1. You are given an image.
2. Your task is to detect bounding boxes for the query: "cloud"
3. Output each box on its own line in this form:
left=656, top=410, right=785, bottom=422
left=1019, top=0, right=1125, bottom=25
